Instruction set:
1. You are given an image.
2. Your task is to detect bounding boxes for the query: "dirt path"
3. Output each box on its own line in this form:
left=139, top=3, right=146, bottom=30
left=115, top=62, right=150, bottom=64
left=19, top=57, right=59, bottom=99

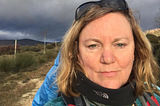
left=16, top=78, right=43, bottom=106
left=14, top=61, right=55, bottom=106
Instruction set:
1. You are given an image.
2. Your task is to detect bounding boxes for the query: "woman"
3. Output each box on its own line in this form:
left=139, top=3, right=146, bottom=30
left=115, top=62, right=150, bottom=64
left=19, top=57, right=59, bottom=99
left=45, top=0, right=160, bottom=105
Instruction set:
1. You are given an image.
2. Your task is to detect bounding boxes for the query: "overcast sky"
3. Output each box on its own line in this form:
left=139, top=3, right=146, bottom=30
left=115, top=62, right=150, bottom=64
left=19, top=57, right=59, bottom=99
left=0, top=0, right=159, bottom=42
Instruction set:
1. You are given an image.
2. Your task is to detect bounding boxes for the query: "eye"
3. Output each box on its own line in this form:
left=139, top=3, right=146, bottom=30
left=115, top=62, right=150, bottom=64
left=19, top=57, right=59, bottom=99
left=88, top=44, right=97, bottom=49
left=116, top=43, right=126, bottom=48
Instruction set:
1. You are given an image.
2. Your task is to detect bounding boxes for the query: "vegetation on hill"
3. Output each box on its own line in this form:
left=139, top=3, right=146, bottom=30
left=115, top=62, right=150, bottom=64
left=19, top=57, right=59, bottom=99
left=146, top=33, right=160, bottom=65
left=0, top=43, right=61, bottom=73
left=146, top=32, right=160, bottom=87
left=145, top=28, right=160, bottom=37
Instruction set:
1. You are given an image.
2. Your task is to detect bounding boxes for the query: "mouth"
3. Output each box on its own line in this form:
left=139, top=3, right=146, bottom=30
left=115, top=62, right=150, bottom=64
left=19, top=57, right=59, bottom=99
left=100, top=71, right=119, bottom=77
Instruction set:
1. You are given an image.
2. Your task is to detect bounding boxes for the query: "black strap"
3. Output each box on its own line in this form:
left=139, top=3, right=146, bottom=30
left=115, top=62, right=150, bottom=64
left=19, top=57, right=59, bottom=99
left=62, top=93, right=87, bottom=106
left=73, top=96, right=83, bottom=106
left=143, top=92, right=158, bottom=106
left=61, top=93, right=75, bottom=105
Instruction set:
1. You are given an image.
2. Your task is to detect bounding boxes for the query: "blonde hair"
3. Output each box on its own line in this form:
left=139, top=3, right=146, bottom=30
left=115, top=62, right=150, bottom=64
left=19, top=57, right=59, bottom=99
left=56, top=6, right=159, bottom=97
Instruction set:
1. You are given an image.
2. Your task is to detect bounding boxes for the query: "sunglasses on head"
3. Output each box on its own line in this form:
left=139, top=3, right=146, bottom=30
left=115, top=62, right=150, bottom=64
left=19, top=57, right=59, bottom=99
left=75, top=0, right=129, bottom=20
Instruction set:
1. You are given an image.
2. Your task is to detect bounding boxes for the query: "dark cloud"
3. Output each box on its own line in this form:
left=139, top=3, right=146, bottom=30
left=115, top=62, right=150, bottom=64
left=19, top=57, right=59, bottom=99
left=126, top=0, right=160, bottom=30
left=0, top=0, right=92, bottom=41
left=0, top=0, right=159, bottom=42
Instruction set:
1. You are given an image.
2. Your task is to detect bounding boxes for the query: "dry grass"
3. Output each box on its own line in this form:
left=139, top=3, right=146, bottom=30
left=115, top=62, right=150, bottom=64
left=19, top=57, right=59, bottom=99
left=0, top=61, right=54, bottom=106
left=0, top=43, right=60, bottom=106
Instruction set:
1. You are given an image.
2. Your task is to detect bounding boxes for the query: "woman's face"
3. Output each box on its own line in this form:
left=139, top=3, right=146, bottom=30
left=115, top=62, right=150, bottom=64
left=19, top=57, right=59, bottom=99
left=77, top=13, right=135, bottom=89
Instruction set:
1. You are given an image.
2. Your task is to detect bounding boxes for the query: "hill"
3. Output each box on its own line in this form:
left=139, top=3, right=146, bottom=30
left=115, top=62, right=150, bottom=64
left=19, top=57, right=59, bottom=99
left=0, top=39, right=51, bottom=46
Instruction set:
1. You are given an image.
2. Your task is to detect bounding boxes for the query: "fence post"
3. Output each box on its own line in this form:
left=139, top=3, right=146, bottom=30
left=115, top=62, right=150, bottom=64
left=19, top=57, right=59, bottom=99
left=14, top=39, right=17, bottom=57
left=43, top=29, right=48, bottom=54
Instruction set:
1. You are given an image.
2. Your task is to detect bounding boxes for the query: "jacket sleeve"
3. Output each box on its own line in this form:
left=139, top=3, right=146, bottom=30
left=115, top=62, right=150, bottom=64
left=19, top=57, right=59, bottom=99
left=32, top=52, right=60, bottom=106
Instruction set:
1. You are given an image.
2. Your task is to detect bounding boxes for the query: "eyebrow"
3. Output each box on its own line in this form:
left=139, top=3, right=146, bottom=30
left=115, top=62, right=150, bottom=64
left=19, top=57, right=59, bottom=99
left=113, top=37, right=129, bottom=42
left=84, top=38, right=101, bottom=43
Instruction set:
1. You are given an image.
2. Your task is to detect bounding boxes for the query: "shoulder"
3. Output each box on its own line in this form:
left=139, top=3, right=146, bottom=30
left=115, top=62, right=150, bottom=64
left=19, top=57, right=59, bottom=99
left=44, top=96, right=66, bottom=106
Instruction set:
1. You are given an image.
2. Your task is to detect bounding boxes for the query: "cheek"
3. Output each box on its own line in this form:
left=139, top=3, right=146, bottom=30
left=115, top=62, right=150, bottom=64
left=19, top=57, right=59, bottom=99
left=78, top=53, right=99, bottom=71
left=118, top=51, right=134, bottom=71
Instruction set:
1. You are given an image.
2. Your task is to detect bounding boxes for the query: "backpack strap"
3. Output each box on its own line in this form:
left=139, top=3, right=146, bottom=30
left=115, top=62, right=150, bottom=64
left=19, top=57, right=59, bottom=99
left=138, top=95, right=148, bottom=106
left=73, top=96, right=83, bottom=106
left=143, top=92, right=158, bottom=106
left=61, top=93, right=75, bottom=106
left=73, top=95, right=90, bottom=106
left=138, top=92, right=159, bottom=106
left=81, top=95, right=91, bottom=106
left=62, top=93, right=88, bottom=106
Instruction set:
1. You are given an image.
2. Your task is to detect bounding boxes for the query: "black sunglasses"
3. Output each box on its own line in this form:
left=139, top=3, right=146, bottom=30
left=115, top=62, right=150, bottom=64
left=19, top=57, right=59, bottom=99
left=75, top=0, right=129, bottom=20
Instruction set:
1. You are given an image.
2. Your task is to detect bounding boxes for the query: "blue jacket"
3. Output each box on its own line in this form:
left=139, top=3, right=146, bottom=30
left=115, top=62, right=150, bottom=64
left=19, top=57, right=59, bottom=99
left=32, top=52, right=60, bottom=106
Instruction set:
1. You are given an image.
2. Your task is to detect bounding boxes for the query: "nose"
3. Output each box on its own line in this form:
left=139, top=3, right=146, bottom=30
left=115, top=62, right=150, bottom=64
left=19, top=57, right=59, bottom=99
left=100, top=49, right=115, bottom=64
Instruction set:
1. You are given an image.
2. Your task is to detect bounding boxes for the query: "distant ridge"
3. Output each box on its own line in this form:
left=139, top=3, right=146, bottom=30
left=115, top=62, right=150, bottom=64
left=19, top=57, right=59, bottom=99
left=0, top=39, right=50, bottom=46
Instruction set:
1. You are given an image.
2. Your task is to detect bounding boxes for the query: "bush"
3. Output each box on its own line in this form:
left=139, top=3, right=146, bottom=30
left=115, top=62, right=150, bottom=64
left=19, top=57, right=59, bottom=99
left=38, top=55, right=47, bottom=64
left=0, top=43, right=61, bottom=73
left=0, top=45, right=20, bottom=55
left=46, top=43, right=54, bottom=49
left=24, top=46, right=41, bottom=52
left=0, top=53, right=37, bottom=73
left=0, top=57, right=15, bottom=72
left=146, top=33, right=160, bottom=67
left=152, top=42, right=160, bottom=55
left=46, top=50, right=57, bottom=60
left=155, top=48, right=160, bottom=65
left=146, top=34, right=159, bottom=45
left=14, top=53, right=36, bottom=72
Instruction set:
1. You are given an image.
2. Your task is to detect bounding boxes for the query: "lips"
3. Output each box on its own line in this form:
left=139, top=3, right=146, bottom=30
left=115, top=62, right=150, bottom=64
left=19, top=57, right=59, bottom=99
left=101, top=71, right=118, bottom=77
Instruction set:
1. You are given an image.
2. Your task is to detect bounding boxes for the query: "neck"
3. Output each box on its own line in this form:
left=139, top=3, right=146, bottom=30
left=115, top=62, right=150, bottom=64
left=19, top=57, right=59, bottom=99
left=76, top=72, right=137, bottom=106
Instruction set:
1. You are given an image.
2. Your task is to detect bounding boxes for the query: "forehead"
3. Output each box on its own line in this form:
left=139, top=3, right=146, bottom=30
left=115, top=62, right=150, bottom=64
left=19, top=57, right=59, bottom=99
left=80, top=12, right=133, bottom=39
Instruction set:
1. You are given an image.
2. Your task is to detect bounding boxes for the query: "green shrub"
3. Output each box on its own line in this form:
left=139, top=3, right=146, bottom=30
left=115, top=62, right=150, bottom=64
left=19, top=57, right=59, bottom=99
left=146, top=34, right=159, bottom=45
left=146, top=33, right=160, bottom=67
left=46, top=51, right=56, bottom=60
left=37, top=50, right=57, bottom=64
left=14, top=53, right=36, bottom=72
left=32, top=47, right=41, bottom=52
left=24, top=46, right=41, bottom=52
left=38, top=55, right=47, bottom=64
left=0, top=57, right=15, bottom=72
left=36, top=44, right=44, bottom=50
left=46, top=43, right=54, bottom=49
left=0, top=44, right=61, bottom=73
left=155, top=48, right=160, bottom=65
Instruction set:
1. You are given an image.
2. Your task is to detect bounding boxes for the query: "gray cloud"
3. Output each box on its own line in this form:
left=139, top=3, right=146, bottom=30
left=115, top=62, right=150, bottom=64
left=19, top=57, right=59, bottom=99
left=127, top=0, right=160, bottom=30
left=0, top=0, right=159, bottom=42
